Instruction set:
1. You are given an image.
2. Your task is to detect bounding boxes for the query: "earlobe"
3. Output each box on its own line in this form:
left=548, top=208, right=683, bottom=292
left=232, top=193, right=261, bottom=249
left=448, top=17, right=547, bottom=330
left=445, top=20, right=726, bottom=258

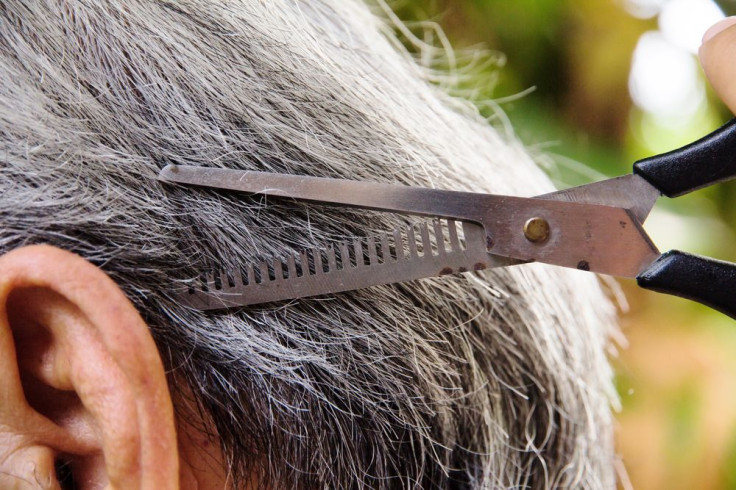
left=0, top=245, right=179, bottom=489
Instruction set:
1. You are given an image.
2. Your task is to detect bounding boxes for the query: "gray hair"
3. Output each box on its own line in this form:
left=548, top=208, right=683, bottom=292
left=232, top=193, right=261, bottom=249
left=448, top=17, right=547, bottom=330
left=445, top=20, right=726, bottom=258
left=1, top=0, right=618, bottom=488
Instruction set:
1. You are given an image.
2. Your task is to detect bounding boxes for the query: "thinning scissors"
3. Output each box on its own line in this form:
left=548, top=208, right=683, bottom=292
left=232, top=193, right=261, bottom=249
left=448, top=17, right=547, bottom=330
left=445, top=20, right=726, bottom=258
left=159, top=119, right=736, bottom=318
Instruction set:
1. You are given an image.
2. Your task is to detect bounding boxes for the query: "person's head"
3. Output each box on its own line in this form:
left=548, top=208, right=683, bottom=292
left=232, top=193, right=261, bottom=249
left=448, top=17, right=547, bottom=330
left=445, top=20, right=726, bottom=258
left=0, top=1, right=617, bottom=488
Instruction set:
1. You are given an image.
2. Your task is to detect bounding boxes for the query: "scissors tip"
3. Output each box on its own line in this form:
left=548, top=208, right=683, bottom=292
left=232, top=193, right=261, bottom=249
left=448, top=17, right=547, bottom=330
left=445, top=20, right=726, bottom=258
left=158, top=164, right=180, bottom=182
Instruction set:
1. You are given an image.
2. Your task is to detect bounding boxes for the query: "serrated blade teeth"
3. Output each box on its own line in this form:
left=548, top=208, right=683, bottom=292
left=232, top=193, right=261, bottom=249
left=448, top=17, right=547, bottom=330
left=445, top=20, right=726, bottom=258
left=326, top=246, right=337, bottom=272
left=432, top=220, right=444, bottom=255
left=244, top=263, right=255, bottom=285
left=448, top=218, right=461, bottom=251
left=286, top=254, right=297, bottom=279
left=406, top=224, right=418, bottom=258
left=418, top=222, right=431, bottom=255
left=393, top=228, right=403, bottom=261
left=178, top=218, right=502, bottom=310
left=339, top=242, right=351, bottom=269
left=353, top=240, right=364, bottom=268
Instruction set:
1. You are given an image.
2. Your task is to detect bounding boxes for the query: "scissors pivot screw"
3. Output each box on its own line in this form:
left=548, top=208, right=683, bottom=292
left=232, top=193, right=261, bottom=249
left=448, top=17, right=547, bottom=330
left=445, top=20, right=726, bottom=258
left=524, top=217, right=550, bottom=243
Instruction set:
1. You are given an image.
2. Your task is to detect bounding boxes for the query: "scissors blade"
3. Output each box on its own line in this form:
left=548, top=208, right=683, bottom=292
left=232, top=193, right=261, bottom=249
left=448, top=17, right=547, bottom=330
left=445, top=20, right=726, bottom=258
left=537, top=173, right=660, bottom=224
left=178, top=219, right=522, bottom=310
left=159, top=164, right=495, bottom=221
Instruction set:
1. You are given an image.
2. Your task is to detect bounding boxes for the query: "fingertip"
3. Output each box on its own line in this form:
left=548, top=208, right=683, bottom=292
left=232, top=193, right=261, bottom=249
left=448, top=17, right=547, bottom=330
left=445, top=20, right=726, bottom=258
left=699, top=16, right=736, bottom=114
left=702, top=16, right=736, bottom=45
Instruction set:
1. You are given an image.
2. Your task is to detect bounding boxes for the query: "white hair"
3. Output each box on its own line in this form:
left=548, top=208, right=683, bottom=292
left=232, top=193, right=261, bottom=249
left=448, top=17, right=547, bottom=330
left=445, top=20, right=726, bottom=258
left=1, top=0, right=618, bottom=488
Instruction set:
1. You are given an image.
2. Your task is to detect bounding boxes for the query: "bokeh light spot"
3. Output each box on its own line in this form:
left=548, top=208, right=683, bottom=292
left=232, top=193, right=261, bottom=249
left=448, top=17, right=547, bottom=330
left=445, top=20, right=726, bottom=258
left=659, top=0, right=725, bottom=53
left=629, top=31, right=704, bottom=120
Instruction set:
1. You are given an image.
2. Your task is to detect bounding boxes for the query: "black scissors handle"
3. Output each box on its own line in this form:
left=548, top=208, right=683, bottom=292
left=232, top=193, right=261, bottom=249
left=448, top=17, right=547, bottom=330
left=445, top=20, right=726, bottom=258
left=638, top=251, right=736, bottom=319
left=634, top=118, right=736, bottom=197
left=633, top=119, right=736, bottom=319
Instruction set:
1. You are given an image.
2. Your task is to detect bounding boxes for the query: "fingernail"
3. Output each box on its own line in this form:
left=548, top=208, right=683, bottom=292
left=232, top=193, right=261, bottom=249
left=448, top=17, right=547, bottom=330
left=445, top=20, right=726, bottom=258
left=702, top=16, right=736, bottom=44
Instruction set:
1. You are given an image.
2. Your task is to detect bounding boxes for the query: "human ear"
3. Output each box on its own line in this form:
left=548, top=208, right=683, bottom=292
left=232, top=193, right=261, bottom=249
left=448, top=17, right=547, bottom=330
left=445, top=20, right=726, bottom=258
left=0, top=245, right=179, bottom=489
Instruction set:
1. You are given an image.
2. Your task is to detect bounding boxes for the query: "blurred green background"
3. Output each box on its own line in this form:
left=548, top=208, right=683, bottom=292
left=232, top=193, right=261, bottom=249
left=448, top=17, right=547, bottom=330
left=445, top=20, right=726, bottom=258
left=389, top=0, right=736, bottom=488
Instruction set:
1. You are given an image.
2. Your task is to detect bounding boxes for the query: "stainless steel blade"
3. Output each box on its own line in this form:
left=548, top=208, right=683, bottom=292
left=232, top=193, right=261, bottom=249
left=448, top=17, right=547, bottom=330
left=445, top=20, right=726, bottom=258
left=160, top=165, right=661, bottom=279
left=179, top=219, right=518, bottom=311
left=159, top=164, right=498, bottom=220
left=537, top=173, right=660, bottom=224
